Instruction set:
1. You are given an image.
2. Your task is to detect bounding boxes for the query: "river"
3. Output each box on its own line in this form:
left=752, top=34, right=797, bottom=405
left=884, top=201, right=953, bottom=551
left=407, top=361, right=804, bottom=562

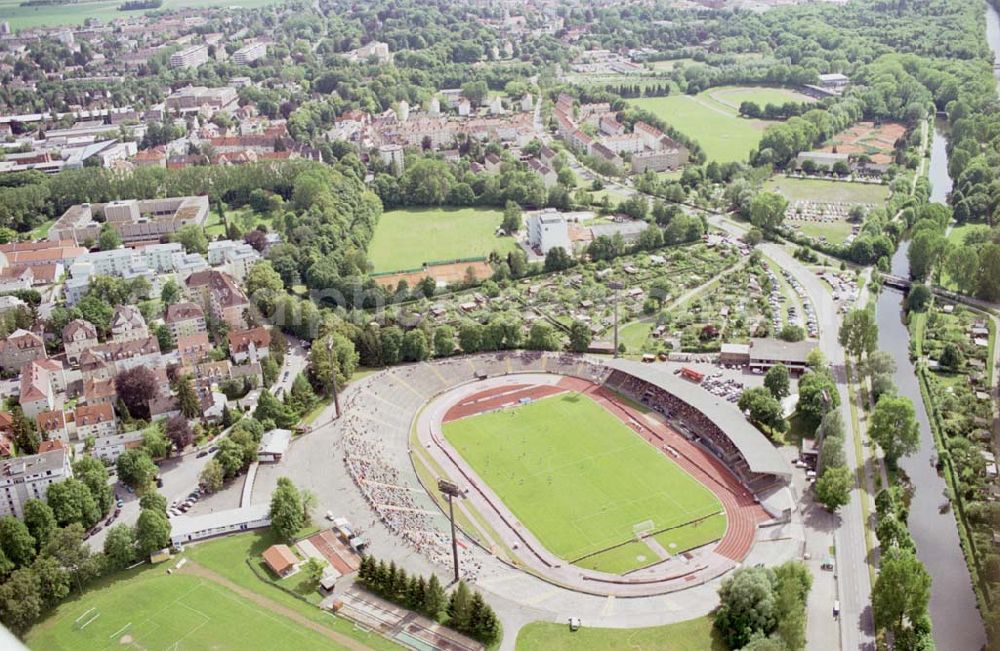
left=872, top=78, right=986, bottom=651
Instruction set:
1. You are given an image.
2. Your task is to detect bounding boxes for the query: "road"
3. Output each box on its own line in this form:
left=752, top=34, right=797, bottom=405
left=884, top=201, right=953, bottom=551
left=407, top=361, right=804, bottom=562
left=85, top=337, right=308, bottom=551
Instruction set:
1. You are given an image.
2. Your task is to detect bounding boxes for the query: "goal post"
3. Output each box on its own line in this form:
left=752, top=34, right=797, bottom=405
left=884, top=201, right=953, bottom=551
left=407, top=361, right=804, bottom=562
left=632, top=519, right=654, bottom=540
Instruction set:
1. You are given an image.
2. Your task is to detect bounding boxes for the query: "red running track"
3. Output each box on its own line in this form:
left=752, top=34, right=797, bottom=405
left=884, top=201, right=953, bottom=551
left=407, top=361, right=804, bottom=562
left=448, top=376, right=767, bottom=564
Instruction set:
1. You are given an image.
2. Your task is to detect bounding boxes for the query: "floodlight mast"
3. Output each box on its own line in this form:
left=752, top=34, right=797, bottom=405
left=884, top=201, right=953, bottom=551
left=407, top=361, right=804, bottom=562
left=438, top=479, right=464, bottom=584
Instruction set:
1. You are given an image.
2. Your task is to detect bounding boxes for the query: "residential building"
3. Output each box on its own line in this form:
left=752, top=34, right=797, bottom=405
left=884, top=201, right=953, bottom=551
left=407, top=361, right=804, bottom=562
left=164, top=85, right=238, bottom=112
left=165, top=302, right=207, bottom=340
left=184, top=270, right=250, bottom=330
left=206, top=240, right=260, bottom=282
left=74, top=404, right=117, bottom=441
left=0, top=447, right=72, bottom=519
left=228, top=327, right=271, bottom=364
left=90, top=430, right=144, bottom=463
left=177, top=333, right=213, bottom=365
left=36, top=410, right=70, bottom=443
left=0, top=329, right=46, bottom=372
left=83, top=337, right=163, bottom=376
left=62, top=319, right=98, bottom=366
left=169, top=44, right=209, bottom=69
left=232, top=42, right=267, bottom=65
left=83, top=378, right=117, bottom=406
left=526, top=210, right=572, bottom=255
left=0, top=295, right=27, bottom=315
left=109, top=305, right=149, bottom=343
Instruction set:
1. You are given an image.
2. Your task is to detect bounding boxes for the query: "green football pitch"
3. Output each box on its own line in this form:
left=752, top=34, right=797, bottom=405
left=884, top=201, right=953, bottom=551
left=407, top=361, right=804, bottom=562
left=442, top=392, right=725, bottom=573
left=26, top=568, right=335, bottom=651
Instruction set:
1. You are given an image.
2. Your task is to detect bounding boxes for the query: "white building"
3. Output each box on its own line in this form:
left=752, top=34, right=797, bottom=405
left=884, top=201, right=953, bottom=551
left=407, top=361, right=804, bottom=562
left=170, top=503, right=271, bottom=545
left=526, top=210, right=572, bottom=255
left=90, top=430, right=143, bottom=463
left=169, top=44, right=210, bottom=69
left=232, top=42, right=267, bottom=65
left=206, top=240, right=260, bottom=282
left=0, top=448, right=72, bottom=519
left=258, top=429, right=291, bottom=462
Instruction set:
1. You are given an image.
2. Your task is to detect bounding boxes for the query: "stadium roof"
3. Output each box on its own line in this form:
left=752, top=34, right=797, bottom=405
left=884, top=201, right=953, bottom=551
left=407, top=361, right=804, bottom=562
left=606, top=359, right=792, bottom=478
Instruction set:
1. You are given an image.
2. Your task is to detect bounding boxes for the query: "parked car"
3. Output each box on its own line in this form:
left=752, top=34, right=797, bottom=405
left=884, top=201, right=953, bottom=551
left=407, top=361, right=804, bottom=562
left=196, top=450, right=208, bottom=458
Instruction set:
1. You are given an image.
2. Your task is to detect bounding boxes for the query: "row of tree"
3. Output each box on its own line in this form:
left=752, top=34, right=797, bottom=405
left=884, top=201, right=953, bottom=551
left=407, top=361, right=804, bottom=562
left=356, top=558, right=501, bottom=644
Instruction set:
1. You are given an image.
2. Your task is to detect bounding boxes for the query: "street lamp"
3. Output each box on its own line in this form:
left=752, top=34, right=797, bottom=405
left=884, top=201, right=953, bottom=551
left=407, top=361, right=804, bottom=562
left=609, top=281, right=625, bottom=358
left=438, top=478, right=465, bottom=584
left=325, top=337, right=341, bottom=419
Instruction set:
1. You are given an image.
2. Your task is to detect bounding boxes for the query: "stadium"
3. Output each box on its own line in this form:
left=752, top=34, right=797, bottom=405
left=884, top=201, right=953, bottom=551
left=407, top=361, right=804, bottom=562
left=339, top=352, right=794, bottom=598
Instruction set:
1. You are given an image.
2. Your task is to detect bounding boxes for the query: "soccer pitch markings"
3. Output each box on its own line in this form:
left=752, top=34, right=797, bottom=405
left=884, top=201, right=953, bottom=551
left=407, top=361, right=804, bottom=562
left=28, top=569, right=335, bottom=650
left=442, top=392, right=725, bottom=573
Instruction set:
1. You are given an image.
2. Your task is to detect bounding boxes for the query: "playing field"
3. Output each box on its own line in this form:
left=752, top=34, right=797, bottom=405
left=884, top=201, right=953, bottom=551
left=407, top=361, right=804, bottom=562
left=368, top=207, right=517, bottom=273
left=763, top=177, right=890, bottom=204
left=629, top=86, right=806, bottom=163
left=0, top=0, right=284, bottom=29
left=26, top=568, right=335, bottom=651
left=442, top=392, right=725, bottom=573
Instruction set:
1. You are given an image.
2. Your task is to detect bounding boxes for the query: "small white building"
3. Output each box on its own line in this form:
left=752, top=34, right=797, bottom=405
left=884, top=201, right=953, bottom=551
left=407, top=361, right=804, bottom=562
left=170, top=503, right=271, bottom=546
left=258, top=428, right=291, bottom=462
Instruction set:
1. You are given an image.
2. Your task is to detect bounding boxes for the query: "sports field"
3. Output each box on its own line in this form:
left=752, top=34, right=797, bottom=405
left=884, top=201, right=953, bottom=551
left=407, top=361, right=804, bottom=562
left=368, top=207, right=517, bottom=273
left=0, top=0, right=284, bottom=30
left=26, top=568, right=335, bottom=651
left=442, top=392, right=725, bottom=573
left=763, top=177, right=890, bottom=203
left=629, top=86, right=807, bottom=163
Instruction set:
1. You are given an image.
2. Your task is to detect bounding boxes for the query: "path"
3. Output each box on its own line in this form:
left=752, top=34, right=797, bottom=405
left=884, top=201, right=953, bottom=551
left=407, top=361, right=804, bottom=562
left=178, top=560, right=373, bottom=651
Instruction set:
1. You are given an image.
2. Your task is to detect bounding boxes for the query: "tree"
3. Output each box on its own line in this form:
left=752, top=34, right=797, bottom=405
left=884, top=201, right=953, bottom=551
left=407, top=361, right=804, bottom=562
left=0, top=568, right=42, bottom=635
left=303, top=557, right=327, bottom=584
left=738, top=387, right=787, bottom=434
left=142, top=425, right=170, bottom=459
left=543, top=246, right=574, bottom=272
left=42, top=524, right=94, bottom=588
left=815, top=465, right=852, bottom=512
left=10, top=408, right=40, bottom=455
left=103, top=524, right=137, bottom=570
left=569, top=320, right=592, bottom=353
left=22, top=500, right=56, bottom=551
left=135, top=508, right=171, bottom=557
left=749, top=192, right=788, bottom=231
left=97, top=223, right=121, bottom=251
left=31, top=554, right=70, bottom=608
left=433, top=326, right=455, bottom=357
left=174, top=374, right=200, bottom=419
left=0, top=517, right=36, bottom=569
left=164, top=415, right=194, bottom=453
left=715, top=566, right=777, bottom=649
left=939, top=342, right=965, bottom=371
left=839, top=308, right=878, bottom=360
left=797, top=368, right=839, bottom=430
left=139, top=491, right=166, bottom=514
left=286, top=374, right=318, bottom=416
left=779, top=324, right=804, bottom=342
left=447, top=580, right=473, bottom=631
left=907, top=284, right=932, bottom=312
left=160, top=279, right=181, bottom=305
left=873, top=549, right=932, bottom=642
left=425, top=573, right=446, bottom=618
left=526, top=322, right=560, bottom=351
left=115, top=366, right=160, bottom=420
left=401, top=329, right=430, bottom=362
left=763, top=364, right=790, bottom=399
left=172, top=224, right=209, bottom=254
left=869, top=395, right=920, bottom=467
left=501, top=200, right=522, bottom=233
left=817, top=436, right=846, bottom=476
left=46, top=478, right=100, bottom=528
left=199, top=459, right=224, bottom=494
left=116, top=449, right=157, bottom=492
left=254, top=390, right=298, bottom=428
left=269, top=477, right=304, bottom=542
left=72, top=456, right=113, bottom=515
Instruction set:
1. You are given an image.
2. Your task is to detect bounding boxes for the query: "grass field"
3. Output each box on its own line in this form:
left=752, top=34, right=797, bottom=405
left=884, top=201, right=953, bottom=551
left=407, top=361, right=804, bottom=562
left=26, top=568, right=335, bottom=651
left=443, top=392, right=724, bottom=572
left=0, top=0, right=284, bottom=29
left=795, top=220, right=854, bottom=244
left=629, top=93, right=764, bottom=163
left=619, top=320, right=654, bottom=352
left=369, top=207, right=517, bottom=273
left=763, top=176, right=891, bottom=204
left=515, top=615, right=726, bottom=651
left=705, top=85, right=815, bottom=111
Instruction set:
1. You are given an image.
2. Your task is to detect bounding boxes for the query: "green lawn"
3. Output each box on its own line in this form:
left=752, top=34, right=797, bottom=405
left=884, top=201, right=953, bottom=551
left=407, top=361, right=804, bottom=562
left=705, top=85, right=815, bottom=111
left=515, top=615, right=727, bottom=651
left=763, top=177, right=890, bottom=204
left=26, top=567, right=336, bottom=651
left=442, top=392, right=724, bottom=572
left=794, top=220, right=854, bottom=244
left=619, top=320, right=654, bottom=352
left=630, top=88, right=790, bottom=163
left=28, top=219, right=55, bottom=240
left=368, top=207, right=517, bottom=273
left=0, top=0, right=285, bottom=29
